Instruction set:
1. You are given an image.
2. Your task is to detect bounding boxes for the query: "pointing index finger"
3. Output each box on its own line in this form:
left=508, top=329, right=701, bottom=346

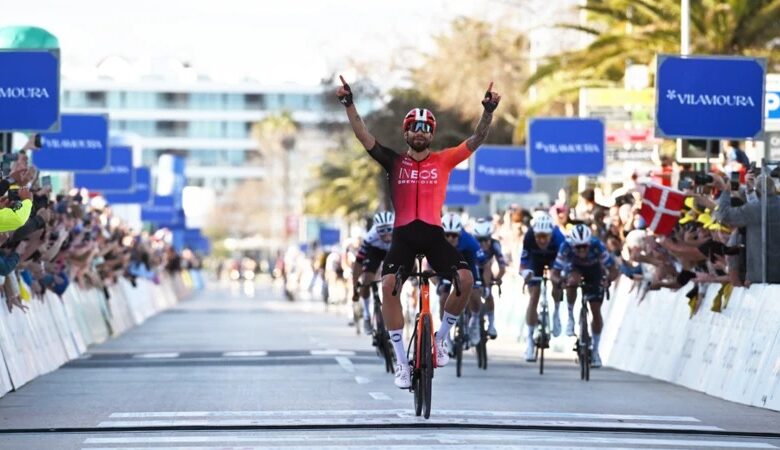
left=339, top=75, right=348, bottom=86
left=486, top=81, right=494, bottom=93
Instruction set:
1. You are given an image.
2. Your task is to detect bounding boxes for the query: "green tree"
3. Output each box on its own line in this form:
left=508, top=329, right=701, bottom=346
left=524, top=0, right=780, bottom=133
left=410, top=17, right=530, bottom=143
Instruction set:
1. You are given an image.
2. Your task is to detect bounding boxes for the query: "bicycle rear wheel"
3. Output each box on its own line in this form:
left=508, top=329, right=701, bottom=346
left=421, top=314, right=433, bottom=419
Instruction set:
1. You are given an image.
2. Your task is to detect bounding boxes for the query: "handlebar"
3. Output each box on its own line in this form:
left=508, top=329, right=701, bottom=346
left=391, top=265, right=461, bottom=297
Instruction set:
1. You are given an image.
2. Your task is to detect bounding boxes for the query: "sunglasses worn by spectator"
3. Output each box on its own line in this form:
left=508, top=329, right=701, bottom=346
left=377, top=226, right=392, bottom=234
left=411, top=121, right=432, bottom=133
left=445, top=233, right=459, bottom=239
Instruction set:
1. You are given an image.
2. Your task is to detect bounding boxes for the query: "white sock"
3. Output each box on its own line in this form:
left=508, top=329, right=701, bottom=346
left=438, top=312, right=458, bottom=340
left=487, top=311, right=495, bottom=327
left=593, top=333, right=601, bottom=352
left=389, top=329, right=407, bottom=366
left=361, top=295, right=371, bottom=320
left=527, top=325, right=535, bottom=343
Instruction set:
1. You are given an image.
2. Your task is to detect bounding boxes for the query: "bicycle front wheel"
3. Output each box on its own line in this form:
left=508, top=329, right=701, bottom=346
left=455, top=323, right=463, bottom=378
left=421, top=314, right=433, bottom=419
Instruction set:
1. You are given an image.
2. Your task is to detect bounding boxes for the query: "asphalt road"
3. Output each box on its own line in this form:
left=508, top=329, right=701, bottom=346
left=0, top=280, right=778, bottom=450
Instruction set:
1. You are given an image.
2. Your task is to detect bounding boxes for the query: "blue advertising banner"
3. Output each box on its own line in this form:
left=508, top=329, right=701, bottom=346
left=33, top=114, right=109, bottom=171
left=445, top=168, right=481, bottom=205
left=655, top=54, right=766, bottom=139
left=768, top=91, right=780, bottom=120
left=74, top=146, right=134, bottom=192
left=527, top=118, right=605, bottom=177
left=470, top=146, right=533, bottom=194
left=184, top=228, right=211, bottom=253
left=0, top=49, right=61, bottom=132
left=319, top=227, right=341, bottom=247
left=142, top=196, right=178, bottom=224
left=103, top=167, right=152, bottom=205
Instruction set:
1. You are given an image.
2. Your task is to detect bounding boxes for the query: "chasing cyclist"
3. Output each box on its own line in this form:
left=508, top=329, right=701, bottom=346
left=550, top=223, right=618, bottom=368
left=520, top=213, right=566, bottom=361
left=439, top=213, right=483, bottom=348
left=352, top=211, right=394, bottom=335
left=473, top=218, right=506, bottom=340
left=337, top=75, right=500, bottom=388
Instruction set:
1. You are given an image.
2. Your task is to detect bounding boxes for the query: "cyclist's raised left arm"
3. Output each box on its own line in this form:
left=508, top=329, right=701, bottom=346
left=466, top=82, right=501, bottom=151
left=337, top=75, right=376, bottom=150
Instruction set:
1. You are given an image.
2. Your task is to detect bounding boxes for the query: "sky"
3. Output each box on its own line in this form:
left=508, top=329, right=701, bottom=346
left=1, top=0, right=526, bottom=86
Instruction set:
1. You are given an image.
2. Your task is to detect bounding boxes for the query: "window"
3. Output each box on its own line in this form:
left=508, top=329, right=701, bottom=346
left=85, top=91, right=107, bottom=107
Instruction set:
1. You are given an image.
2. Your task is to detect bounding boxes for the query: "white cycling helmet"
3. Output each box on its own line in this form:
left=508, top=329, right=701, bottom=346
left=441, top=213, right=463, bottom=233
left=473, top=218, right=494, bottom=238
left=569, top=223, right=592, bottom=246
left=531, top=213, right=554, bottom=234
left=373, top=211, right=394, bottom=228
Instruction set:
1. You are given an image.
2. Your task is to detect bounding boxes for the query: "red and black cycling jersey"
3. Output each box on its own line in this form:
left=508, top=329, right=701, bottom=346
left=368, top=140, right=472, bottom=228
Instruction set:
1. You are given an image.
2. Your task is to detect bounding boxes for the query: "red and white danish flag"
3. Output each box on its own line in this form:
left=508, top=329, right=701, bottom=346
left=639, top=183, right=686, bottom=236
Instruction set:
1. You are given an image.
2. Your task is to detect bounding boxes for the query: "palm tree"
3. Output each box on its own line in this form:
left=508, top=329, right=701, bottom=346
left=522, top=0, right=780, bottom=136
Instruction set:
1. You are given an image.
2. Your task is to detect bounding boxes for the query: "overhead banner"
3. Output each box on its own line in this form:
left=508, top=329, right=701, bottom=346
left=528, top=118, right=606, bottom=177
left=470, top=146, right=533, bottom=194
left=74, top=146, right=134, bottom=192
left=0, top=49, right=61, bottom=132
left=445, top=168, right=481, bottom=206
left=655, top=54, right=766, bottom=139
left=141, top=196, right=178, bottom=224
left=103, top=167, right=152, bottom=205
left=33, top=114, right=109, bottom=171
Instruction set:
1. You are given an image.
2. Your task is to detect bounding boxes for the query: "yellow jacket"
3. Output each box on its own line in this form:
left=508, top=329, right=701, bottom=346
left=0, top=200, right=32, bottom=232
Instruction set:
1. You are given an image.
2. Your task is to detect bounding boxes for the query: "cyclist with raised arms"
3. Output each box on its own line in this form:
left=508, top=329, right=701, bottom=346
left=520, top=213, right=566, bottom=361
left=337, top=76, right=500, bottom=388
left=473, top=218, right=506, bottom=340
left=352, top=211, right=394, bottom=334
left=439, top=213, right=483, bottom=347
left=550, top=223, right=619, bottom=368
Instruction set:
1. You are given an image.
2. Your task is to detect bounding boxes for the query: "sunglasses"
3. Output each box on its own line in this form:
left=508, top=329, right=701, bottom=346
left=410, top=121, right=432, bottom=133
left=535, top=233, right=551, bottom=239
left=377, top=226, right=392, bottom=234
left=445, top=233, right=459, bottom=239
left=574, top=244, right=589, bottom=251
left=477, top=237, right=490, bottom=243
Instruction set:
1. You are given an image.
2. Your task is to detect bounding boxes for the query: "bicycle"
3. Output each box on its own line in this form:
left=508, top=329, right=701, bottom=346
left=474, top=280, right=502, bottom=371
left=572, top=279, right=609, bottom=381
left=356, top=280, right=394, bottom=374
left=392, top=254, right=461, bottom=419
left=528, top=274, right=550, bottom=375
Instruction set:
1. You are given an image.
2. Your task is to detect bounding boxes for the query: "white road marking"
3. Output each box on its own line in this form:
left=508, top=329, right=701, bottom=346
left=222, top=351, right=268, bottom=357
left=369, top=392, right=391, bottom=400
left=354, top=376, right=371, bottom=384
left=107, top=409, right=701, bottom=421
left=132, top=353, right=180, bottom=359
left=335, top=356, right=355, bottom=373
left=97, top=419, right=723, bottom=431
left=310, top=349, right=355, bottom=356
left=83, top=434, right=777, bottom=448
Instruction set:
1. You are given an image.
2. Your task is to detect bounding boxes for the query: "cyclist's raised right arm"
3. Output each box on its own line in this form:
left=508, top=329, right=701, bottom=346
left=337, top=75, right=376, bottom=150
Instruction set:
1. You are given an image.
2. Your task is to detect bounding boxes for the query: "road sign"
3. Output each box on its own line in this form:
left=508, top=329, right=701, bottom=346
left=0, top=49, right=60, bottom=132
left=33, top=114, right=109, bottom=171
left=445, top=168, right=481, bottom=205
left=527, top=118, right=606, bottom=176
left=655, top=54, right=766, bottom=139
left=103, top=167, right=152, bottom=205
left=470, top=146, right=533, bottom=194
left=74, top=146, right=134, bottom=192
left=142, top=196, right=178, bottom=224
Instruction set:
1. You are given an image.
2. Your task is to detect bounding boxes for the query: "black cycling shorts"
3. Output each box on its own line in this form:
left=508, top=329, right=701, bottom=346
left=570, top=263, right=604, bottom=302
left=360, top=246, right=387, bottom=274
left=381, top=220, right=470, bottom=278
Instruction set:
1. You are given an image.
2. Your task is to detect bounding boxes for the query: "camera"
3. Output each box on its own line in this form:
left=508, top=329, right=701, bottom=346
left=693, top=173, right=714, bottom=186
left=7, top=188, right=19, bottom=202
